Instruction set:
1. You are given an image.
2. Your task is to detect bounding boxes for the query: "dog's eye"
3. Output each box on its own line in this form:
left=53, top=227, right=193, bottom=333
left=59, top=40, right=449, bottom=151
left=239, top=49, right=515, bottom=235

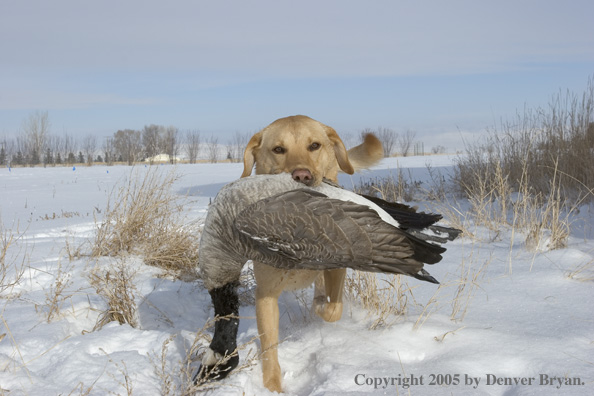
left=309, top=142, right=321, bottom=151
left=272, top=146, right=286, bottom=154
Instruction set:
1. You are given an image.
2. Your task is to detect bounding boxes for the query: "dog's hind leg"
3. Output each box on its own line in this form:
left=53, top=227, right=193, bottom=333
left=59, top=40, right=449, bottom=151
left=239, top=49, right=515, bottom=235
left=313, top=268, right=345, bottom=322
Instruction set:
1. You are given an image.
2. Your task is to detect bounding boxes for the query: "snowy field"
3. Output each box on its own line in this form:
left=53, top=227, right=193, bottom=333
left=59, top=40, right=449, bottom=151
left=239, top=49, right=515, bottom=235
left=1, top=156, right=593, bottom=395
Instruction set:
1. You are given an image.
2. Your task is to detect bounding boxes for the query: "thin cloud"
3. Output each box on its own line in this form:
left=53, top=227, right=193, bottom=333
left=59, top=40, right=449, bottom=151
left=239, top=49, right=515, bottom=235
left=1, top=0, right=592, bottom=77
left=0, top=89, right=159, bottom=110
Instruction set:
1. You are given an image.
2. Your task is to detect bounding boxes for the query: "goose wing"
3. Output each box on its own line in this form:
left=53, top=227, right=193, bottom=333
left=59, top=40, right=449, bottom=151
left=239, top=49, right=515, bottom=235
left=234, top=189, right=443, bottom=283
left=359, top=194, right=462, bottom=242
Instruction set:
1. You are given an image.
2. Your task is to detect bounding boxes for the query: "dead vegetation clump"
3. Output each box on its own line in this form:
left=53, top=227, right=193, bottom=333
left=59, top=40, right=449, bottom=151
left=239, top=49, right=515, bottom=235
left=88, top=259, right=140, bottom=330
left=454, top=77, right=594, bottom=205
left=0, top=220, right=27, bottom=297
left=92, top=167, right=200, bottom=280
left=344, top=272, right=414, bottom=329
left=355, top=167, right=422, bottom=203
left=43, top=261, right=75, bottom=322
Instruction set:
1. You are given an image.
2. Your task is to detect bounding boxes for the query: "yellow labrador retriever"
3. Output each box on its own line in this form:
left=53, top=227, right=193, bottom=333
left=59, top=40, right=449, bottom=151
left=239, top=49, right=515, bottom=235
left=241, top=115, right=383, bottom=392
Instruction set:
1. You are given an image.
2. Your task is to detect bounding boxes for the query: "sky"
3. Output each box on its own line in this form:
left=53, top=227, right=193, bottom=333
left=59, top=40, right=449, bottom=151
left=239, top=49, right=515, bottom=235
left=1, top=0, right=593, bottom=151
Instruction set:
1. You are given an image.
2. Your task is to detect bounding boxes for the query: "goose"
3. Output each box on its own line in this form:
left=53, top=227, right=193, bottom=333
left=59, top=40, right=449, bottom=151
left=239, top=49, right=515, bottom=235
left=196, top=173, right=461, bottom=391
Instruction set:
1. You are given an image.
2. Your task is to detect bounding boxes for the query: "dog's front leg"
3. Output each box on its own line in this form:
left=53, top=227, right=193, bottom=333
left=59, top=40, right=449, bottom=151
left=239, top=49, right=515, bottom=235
left=254, top=263, right=285, bottom=393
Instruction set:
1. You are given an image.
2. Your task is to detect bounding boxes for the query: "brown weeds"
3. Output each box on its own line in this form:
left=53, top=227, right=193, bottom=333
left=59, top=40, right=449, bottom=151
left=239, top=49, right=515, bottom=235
left=88, top=259, right=139, bottom=330
left=345, top=271, right=415, bottom=329
left=92, top=167, right=200, bottom=280
left=0, top=220, right=27, bottom=297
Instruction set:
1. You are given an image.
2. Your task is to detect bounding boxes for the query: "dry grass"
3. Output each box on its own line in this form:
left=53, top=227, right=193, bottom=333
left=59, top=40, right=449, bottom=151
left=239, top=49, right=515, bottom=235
left=565, top=259, right=594, bottom=282
left=0, top=220, right=28, bottom=297
left=433, top=326, right=466, bottom=343
left=66, top=381, right=98, bottom=396
left=412, top=284, right=444, bottom=331
left=454, top=78, right=594, bottom=205
left=0, top=313, right=33, bottom=384
left=345, top=271, right=416, bottom=329
left=43, top=261, right=75, bottom=322
left=450, top=78, right=594, bottom=273
left=449, top=250, right=490, bottom=322
left=101, top=349, right=134, bottom=396
left=151, top=316, right=260, bottom=395
left=88, top=259, right=139, bottom=330
left=64, top=236, right=85, bottom=262
left=408, top=243, right=490, bottom=330
left=437, top=153, right=579, bottom=257
left=355, top=167, right=421, bottom=203
left=92, top=166, right=200, bottom=280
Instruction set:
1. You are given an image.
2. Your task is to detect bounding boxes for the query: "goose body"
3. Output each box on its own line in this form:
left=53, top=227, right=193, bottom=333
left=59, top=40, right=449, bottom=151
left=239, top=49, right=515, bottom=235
left=199, top=173, right=458, bottom=289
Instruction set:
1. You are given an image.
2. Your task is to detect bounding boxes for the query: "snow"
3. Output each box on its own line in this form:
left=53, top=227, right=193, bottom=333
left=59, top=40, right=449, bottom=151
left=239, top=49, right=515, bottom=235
left=1, top=157, right=593, bottom=395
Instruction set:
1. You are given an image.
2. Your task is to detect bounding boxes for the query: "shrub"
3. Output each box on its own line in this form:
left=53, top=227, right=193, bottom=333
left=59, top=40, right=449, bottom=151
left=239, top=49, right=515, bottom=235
left=92, top=167, right=200, bottom=280
left=454, top=77, right=594, bottom=204
left=88, top=259, right=139, bottom=330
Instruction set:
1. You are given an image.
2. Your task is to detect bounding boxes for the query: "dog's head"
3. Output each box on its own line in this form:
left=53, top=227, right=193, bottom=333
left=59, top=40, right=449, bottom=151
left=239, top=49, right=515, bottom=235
left=241, top=115, right=354, bottom=186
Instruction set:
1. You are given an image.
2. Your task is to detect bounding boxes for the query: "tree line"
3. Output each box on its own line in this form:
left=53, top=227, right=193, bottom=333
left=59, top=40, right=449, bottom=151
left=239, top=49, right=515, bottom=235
left=0, top=111, right=252, bottom=167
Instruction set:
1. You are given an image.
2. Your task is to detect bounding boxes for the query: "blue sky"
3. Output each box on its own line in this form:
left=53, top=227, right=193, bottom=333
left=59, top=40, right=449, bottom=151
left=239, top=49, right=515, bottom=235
left=1, top=0, right=593, bottom=151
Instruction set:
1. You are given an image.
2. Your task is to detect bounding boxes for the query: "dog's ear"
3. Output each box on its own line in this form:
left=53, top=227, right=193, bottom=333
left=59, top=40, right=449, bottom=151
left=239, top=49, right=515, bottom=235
left=325, top=126, right=355, bottom=175
left=241, top=131, right=263, bottom=178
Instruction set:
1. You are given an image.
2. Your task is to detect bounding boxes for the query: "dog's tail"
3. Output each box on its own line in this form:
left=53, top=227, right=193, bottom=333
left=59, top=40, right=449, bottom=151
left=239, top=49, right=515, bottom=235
left=346, top=133, right=384, bottom=171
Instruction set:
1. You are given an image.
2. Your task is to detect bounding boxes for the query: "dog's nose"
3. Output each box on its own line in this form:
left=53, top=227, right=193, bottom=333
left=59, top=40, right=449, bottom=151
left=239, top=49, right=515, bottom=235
left=292, top=169, right=313, bottom=185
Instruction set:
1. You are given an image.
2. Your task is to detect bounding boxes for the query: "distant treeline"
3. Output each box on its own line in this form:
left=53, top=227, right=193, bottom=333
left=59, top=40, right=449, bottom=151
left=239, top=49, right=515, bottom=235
left=0, top=112, right=252, bottom=167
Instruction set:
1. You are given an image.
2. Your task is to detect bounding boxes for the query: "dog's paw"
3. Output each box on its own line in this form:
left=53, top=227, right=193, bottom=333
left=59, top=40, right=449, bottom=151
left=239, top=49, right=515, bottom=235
left=194, top=348, right=239, bottom=384
left=313, top=296, right=343, bottom=322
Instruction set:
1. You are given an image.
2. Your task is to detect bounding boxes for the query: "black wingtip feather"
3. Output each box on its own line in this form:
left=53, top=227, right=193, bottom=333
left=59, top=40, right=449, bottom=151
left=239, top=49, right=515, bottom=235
left=361, top=194, right=442, bottom=229
left=406, top=233, right=446, bottom=265
left=413, top=269, right=440, bottom=284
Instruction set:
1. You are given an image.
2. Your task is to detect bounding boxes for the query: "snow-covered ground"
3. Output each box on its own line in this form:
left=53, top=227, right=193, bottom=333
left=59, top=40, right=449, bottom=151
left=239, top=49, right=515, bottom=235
left=1, top=156, right=592, bottom=395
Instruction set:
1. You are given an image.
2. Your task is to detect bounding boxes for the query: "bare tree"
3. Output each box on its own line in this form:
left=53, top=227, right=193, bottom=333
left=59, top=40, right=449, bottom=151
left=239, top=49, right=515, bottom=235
left=15, top=135, right=28, bottom=165
left=142, top=124, right=161, bottom=163
left=431, top=145, right=446, bottom=154
left=0, top=136, right=15, bottom=166
left=82, top=135, right=97, bottom=165
left=0, top=137, right=9, bottom=166
left=185, top=129, right=201, bottom=164
left=163, top=126, right=179, bottom=164
left=114, top=129, right=142, bottom=165
left=103, top=137, right=115, bottom=165
left=227, top=131, right=249, bottom=162
left=45, top=134, right=62, bottom=166
left=21, top=110, right=50, bottom=163
left=207, top=135, right=219, bottom=163
left=398, top=129, right=417, bottom=157
left=60, top=133, right=78, bottom=165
